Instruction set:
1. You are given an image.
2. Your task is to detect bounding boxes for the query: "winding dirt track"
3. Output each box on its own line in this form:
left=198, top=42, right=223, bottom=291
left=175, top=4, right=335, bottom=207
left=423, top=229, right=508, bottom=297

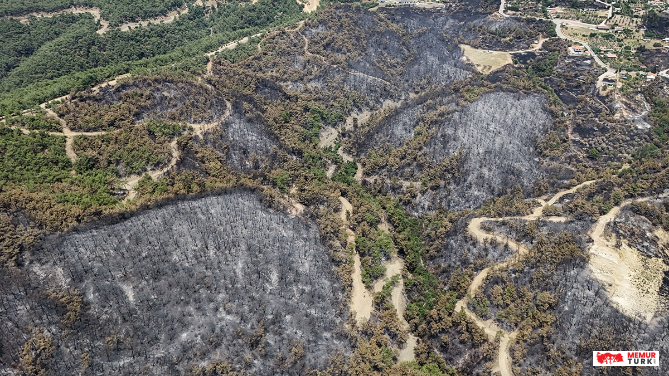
left=122, top=139, right=180, bottom=201
left=5, top=2, right=666, bottom=369
left=342, top=196, right=417, bottom=362
left=3, top=6, right=188, bottom=35
left=343, top=197, right=374, bottom=323
left=114, top=101, right=231, bottom=202
left=2, top=0, right=317, bottom=36
left=0, top=23, right=251, bottom=202
left=7, top=75, right=231, bottom=202
left=458, top=181, right=595, bottom=376
left=588, top=193, right=669, bottom=321
left=205, top=33, right=263, bottom=58
left=458, top=178, right=668, bottom=376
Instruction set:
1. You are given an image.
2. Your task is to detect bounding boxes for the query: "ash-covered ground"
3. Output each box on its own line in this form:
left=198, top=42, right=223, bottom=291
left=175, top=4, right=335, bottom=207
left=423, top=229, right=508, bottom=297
left=1, top=192, right=349, bottom=375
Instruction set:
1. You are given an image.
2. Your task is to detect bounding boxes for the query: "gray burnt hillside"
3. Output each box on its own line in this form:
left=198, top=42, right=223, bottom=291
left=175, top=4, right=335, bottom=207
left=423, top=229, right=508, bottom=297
left=1, top=192, right=349, bottom=375
left=204, top=5, right=563, bottom=211
left=4, top=3, right=668, bottom=375
left=425, top=92, right=552, bottom=211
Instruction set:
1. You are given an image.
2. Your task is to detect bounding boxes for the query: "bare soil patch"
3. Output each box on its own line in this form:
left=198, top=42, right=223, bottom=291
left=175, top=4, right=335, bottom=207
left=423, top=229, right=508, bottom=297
left=460, top=44, right=513, bottom=74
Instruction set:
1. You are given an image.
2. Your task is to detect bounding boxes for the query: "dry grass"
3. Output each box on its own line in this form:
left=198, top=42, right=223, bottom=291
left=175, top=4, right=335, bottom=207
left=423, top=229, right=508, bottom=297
left=460, top=45, right=512, bottom=74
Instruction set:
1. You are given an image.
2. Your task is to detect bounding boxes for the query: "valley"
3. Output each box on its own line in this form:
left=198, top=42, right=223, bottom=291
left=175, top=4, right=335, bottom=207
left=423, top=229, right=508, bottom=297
left=2, top=0, right=669, bottom=375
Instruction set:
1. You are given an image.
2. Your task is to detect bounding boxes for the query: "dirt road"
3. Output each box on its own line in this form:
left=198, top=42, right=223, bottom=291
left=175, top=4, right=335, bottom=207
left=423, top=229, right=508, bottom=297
left=3, top=6, right=186, bottom=35
left=553, top=21, right=616, bottom=88
left=122, top=139, right=180, bottom=201
left=460, top=176, right=669, bottom=375
left=342, top=196, right=417, bottom=361
left=459, top=180, right=598, bottom=376
left=499, top=0, right=508, bottom=16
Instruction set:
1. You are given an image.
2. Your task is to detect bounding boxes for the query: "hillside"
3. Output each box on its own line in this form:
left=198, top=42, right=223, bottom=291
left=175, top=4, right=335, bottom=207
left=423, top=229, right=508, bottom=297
left=3, top=192, right=348, bottom=374
left=2, top=0, right=669, bottom=375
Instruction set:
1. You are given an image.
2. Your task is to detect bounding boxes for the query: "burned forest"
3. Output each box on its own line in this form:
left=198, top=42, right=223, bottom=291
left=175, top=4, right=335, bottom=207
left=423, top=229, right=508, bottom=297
left=2, top=0, right=669, bottom=375
left=2, top=192, right=349, bottom=374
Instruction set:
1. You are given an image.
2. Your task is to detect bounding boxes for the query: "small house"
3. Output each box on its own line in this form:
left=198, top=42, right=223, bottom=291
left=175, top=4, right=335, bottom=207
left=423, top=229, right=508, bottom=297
left=647, top=72, right=657, bottom=80
left=615, top=27, right=624, bottom=32
left=597, top=25, right=611, bottom=30
left=605, top=53, right=618, bottom=58
left=571, top=45, right=585, bottom=53
left=602, top=77, right=616, bottom=86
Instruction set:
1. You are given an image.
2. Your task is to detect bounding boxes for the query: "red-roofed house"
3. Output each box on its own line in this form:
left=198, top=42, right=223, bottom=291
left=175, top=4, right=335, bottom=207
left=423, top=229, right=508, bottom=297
left=571, top=45, right=584, bottom=53
left=597, top=25, right=610, bottom=30
left=615, top=27, right=624, bottom=32
left=606, top=53, right=618, bottom=58
left=647, top=72, right=657, bottom=80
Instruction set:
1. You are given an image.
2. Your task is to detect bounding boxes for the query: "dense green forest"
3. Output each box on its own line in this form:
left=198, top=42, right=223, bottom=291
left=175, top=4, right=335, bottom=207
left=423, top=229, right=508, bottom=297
left=0, top=124, right=118, bottom=214
left=0, top=0, right=186, bottom=25
left=0, top=0, right=305, bottom=112
left=0, top=13, right=87, bottom=80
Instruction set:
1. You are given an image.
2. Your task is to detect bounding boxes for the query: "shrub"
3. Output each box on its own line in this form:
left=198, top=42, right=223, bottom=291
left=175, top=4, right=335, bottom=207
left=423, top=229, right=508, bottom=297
left=588, top=148, right=600, bottom=159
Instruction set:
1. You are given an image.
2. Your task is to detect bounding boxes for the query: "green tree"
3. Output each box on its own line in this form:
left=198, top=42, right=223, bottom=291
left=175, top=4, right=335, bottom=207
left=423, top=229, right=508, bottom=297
left=588, top=148, right=600, bottom=159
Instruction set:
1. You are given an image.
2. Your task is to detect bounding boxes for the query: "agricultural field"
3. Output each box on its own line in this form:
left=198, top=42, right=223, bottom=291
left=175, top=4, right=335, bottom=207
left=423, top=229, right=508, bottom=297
left=504, top=0, right=544, bottom=18
left=559, top=8, right=609, bottom=25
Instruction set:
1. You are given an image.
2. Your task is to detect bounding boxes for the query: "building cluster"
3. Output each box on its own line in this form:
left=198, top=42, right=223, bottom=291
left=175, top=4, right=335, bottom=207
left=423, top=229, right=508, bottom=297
left=379, top=0, right=418, bottom=4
